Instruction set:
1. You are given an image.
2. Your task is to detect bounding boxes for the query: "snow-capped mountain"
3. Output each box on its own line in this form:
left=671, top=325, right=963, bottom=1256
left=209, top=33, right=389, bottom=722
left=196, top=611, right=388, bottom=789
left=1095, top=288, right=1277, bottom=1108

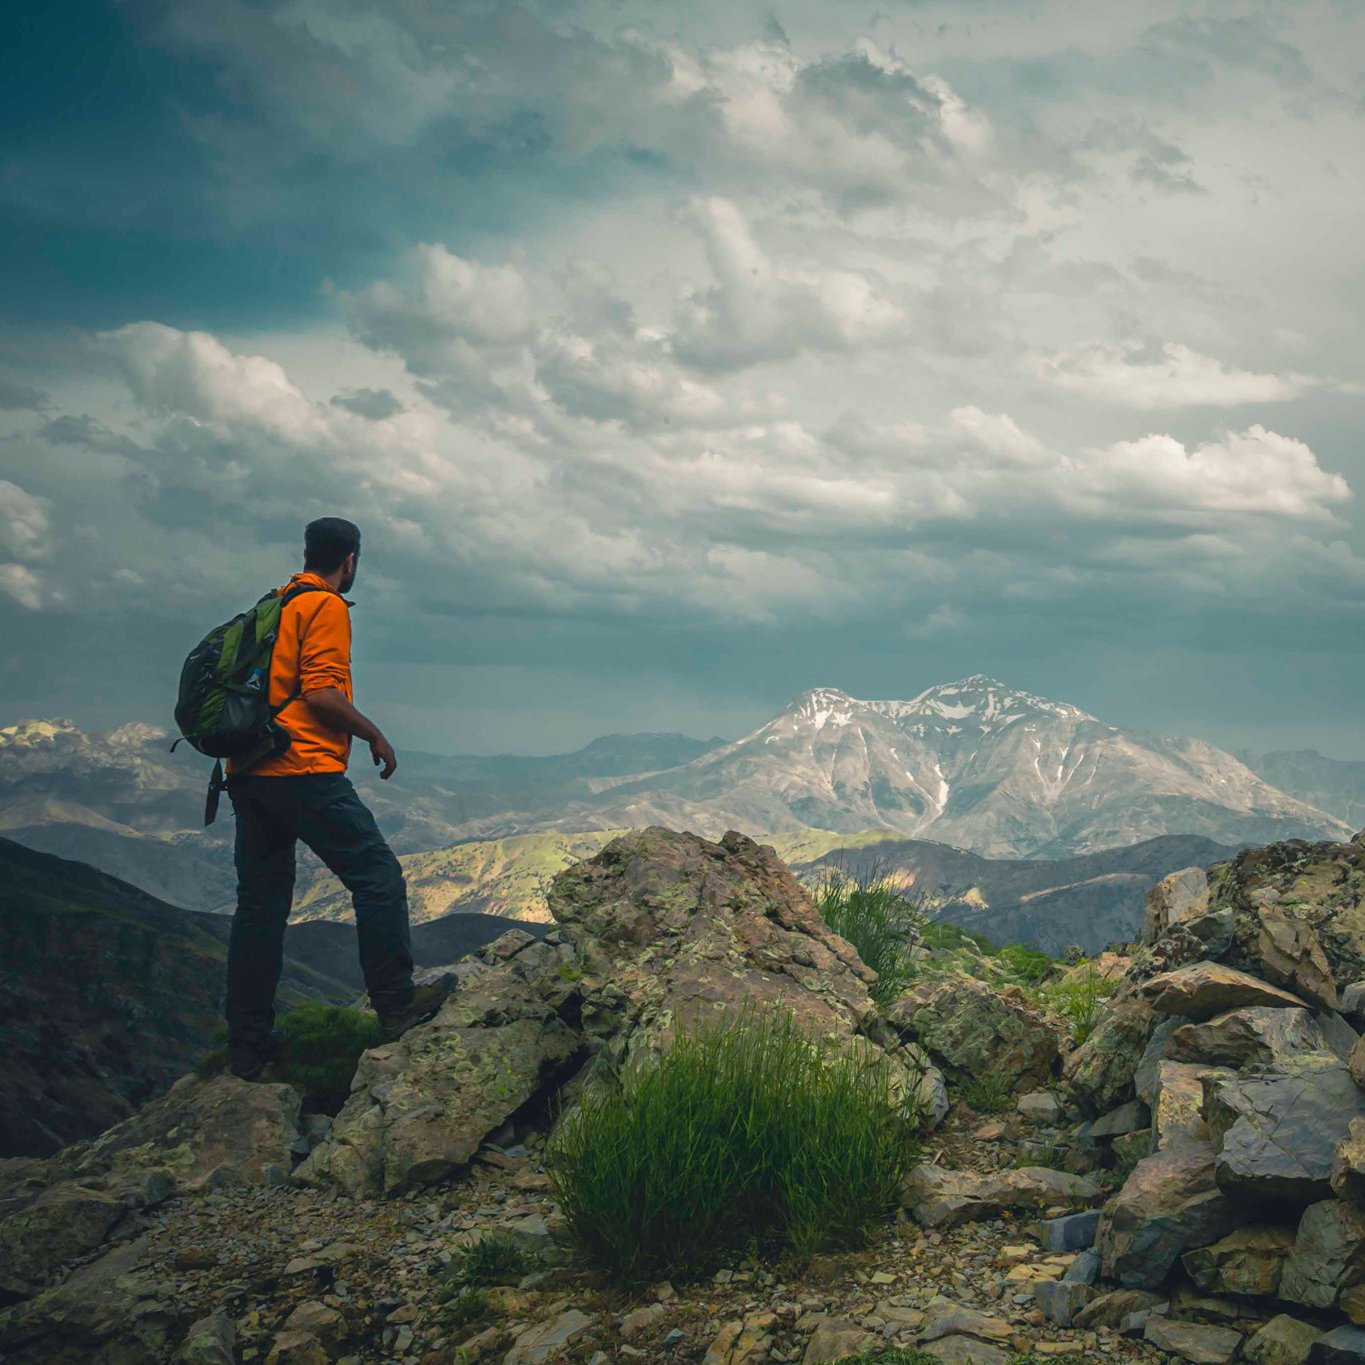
left=531, top=675, right=1351, bottom=856
left=0, top=677, right=1351, bottom=878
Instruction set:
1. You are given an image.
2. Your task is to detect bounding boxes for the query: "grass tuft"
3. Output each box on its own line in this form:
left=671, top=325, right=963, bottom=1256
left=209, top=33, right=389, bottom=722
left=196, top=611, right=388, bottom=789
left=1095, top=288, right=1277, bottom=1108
left=451, top=1232, right=533, bottom=1287
left=813, top=865, right=926, bottom=1004
left=961, top=1073, right=1015, bottom=1115
left=1034, top=962, right=1116, bottom=1043
left=545, top=1009, right=923, bottom=1283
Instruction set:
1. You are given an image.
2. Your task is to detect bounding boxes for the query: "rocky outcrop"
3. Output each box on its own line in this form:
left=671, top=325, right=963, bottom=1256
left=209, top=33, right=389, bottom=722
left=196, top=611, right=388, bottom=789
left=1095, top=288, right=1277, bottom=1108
left=1063, top=998, right=1158, bottom=1116
left=296, top=935, right=582, bottom=1196
left=553, top=828, right=878, bottom=1048
left=1211, top=840, right=1365, bottom=995
left=0, top=1076, right=300, bottom=1299
left=301, top=829, right=947, bottom=1198
left=903, top=1164, right=1103, bottom=1229
left=1143, top=867, right=1211, bottom=945
left=1204, top=1054, right=1365, bottom=1202
left=1096, top=1142, right=1241, bottom=1289
left=884, top=975, right=1059, bottom=1090
left=1142, top=961, right=1309, bottom=1020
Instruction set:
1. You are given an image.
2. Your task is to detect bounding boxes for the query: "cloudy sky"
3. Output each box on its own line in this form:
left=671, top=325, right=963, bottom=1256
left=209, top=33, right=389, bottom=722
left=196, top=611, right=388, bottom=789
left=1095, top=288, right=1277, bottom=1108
left=3, top=0, right=1365, bottom=756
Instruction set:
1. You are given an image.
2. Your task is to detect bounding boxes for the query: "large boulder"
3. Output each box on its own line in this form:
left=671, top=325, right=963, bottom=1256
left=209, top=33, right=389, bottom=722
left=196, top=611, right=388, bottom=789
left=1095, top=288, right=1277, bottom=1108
left=1141, top=1060, right=1229, bottom=1150
left=0, top=1186, right=131, bottom=1303
left=0, top=1236, right=179, bottom=1364
left=1143, top=867, right=1211, bottom=945
left=50, top=1074, right=301, bottom=1194
left=553, top=829, right=877, bottom=1045
left=1211, top=841, right=1365, bottom=996
left=1182, top=1226, right=1296, bottom=1298
left=1170, top=1006, right=1329, bottom=1069
left=1142, top=961, right=1308, bottom=1021
left=297, top=936, right=582, bottom=1195
left=1204, top=1053, right=1365, bottom=1202
left=552, top=829, right=945, bottom=1115
left=884, top=976, right=1059, bottom=1090
left=1096, top=1142, right=1241, bottom=1288
left=902, top=1164, right=1103, bottom=1228
left=1064, top=998, right=1159, bottom=1116
left=0, top=1076, right=300, bottom=1297
left=1280, top=1198, right=1365, bottom=1309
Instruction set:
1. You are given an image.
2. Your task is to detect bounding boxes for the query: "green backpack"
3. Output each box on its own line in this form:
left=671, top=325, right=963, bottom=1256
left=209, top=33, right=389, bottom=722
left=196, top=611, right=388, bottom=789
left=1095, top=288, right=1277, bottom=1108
left=173, top=582, right=325, bottom=824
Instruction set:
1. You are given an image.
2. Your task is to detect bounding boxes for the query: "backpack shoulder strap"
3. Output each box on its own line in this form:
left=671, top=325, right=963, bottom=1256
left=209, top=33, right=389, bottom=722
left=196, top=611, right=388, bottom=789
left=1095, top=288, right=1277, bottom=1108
left=268, top=583, right=335, bottom=718
left=280, top=582, right=328, bottom=607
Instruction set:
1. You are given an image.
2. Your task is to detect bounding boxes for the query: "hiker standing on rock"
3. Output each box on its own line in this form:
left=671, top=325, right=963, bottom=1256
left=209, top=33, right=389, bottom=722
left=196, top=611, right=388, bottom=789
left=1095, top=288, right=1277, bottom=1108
left=217, top=518, right=451, bottom=1079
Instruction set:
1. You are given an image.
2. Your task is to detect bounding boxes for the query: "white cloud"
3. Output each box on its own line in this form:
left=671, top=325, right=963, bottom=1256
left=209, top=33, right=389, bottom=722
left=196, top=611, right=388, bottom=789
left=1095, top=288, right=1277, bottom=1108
left=0, top=564, right=42, bottom=611
left=1034, top=341, right=1318, bottom=408
left=0, top=480, right=51, bottom=561
left=672, top=197, right=907, bottom=370
left=648, top=35, right=996, bottom=210
left=1076, top=425, right=1350, bottom=520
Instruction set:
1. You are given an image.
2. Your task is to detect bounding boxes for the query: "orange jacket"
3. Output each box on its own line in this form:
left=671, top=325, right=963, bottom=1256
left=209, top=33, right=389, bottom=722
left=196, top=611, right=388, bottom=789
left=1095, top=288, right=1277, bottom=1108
left=250, top=572, right=354, bottom=776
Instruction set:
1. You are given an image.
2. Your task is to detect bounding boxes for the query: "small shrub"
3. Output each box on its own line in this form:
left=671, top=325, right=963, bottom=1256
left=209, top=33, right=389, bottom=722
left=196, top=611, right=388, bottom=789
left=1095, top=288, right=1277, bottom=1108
left=813, top=865, right=926, bottom=1003
left=436, top=1285, right=490, bottom=1327
left=546, top=1009, right=923, bottom=1282
left=997, top=943, right=1056, bottom=986
left=961, top=1073, right=1015, bottom=1114
left=1037, top=963, right=1116, bottom=1044
left=195, top=1003, right=382, bottom=1112
left=920, top=921, right=993, bottom=953
left=452, top=1232, right=532, bottom=1287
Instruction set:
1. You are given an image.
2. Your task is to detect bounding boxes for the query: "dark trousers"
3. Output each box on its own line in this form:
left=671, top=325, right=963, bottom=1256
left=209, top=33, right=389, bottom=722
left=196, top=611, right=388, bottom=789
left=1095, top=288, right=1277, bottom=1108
left=226, top=773, right=414, bottom=1046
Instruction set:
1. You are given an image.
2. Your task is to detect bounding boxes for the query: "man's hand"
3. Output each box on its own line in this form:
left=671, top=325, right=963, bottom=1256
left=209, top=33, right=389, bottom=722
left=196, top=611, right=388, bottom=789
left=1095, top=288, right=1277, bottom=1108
left=304, top=687, right=398, bottom=779
left=370, top=734, right=398, bottom=780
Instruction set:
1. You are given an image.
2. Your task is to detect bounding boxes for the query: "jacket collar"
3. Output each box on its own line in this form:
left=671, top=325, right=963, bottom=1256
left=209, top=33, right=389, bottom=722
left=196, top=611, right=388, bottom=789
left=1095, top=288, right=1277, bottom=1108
left=284, top=571, right=353, bottom=607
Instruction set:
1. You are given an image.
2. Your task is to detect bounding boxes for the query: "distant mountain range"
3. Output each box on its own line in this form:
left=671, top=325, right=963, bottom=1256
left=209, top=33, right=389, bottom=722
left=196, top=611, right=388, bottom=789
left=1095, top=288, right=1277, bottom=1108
left=296, top=825, right=1240, bottom=957
left=0, top=676, right=1357, bottom=952
left=483, top=676, right=1349, bottom=856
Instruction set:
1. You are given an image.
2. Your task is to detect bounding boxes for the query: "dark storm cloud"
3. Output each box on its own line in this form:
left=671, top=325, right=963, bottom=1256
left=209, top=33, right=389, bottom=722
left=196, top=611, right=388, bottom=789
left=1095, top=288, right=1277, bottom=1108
left=1, top=0, right=1364, bottom=754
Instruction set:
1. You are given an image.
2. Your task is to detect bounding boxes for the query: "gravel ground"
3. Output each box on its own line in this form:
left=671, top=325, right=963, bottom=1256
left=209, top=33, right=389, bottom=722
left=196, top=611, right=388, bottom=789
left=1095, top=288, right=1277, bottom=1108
left=143, top=1109, right=1171, bottom=1364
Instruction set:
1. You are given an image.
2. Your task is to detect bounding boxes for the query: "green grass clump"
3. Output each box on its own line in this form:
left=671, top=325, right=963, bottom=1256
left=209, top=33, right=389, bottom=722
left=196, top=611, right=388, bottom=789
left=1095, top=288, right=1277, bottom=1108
left=813, top=866, right=926, bottom=1004
left=196, top=1002, right=382, bottom=1112
left=451, top=1232, right=533, bottom=1287
left=961, top=1073, right=1015, bottom=1114
left=546, top=1010, right=923, bottom=1283
left=432, top=1231, right=533, bottom=1328
left=919, top=922, right=994, bottom=954
left=997, top=943, right=1055, bottom=986
left=436, top=1285, right=490, bottom=1327
left=1035, top=963, right=1117, bottom=1043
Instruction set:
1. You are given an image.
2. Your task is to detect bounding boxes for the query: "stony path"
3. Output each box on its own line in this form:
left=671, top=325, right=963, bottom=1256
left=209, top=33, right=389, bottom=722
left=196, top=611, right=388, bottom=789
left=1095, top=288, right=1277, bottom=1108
left=145, top=1120, right=1166, bottom=1365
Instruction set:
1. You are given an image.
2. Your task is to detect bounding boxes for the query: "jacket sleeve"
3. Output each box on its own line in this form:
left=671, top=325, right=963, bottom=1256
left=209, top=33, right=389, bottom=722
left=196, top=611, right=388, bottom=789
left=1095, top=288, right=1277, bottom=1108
left=297, top=595, right=352, bottom=695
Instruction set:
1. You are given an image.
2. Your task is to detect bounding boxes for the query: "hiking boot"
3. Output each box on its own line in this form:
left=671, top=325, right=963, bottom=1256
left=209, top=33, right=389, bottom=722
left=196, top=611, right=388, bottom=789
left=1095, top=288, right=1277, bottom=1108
left=228, top=1035, right=278, bottom=1082
left=376, top=976, right=455, bottom=1043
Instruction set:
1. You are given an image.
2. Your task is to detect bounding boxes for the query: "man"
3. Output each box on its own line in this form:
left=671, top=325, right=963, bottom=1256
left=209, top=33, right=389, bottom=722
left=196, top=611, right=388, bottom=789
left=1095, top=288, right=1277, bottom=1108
left=224, top=517, right=450, bottom=1081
